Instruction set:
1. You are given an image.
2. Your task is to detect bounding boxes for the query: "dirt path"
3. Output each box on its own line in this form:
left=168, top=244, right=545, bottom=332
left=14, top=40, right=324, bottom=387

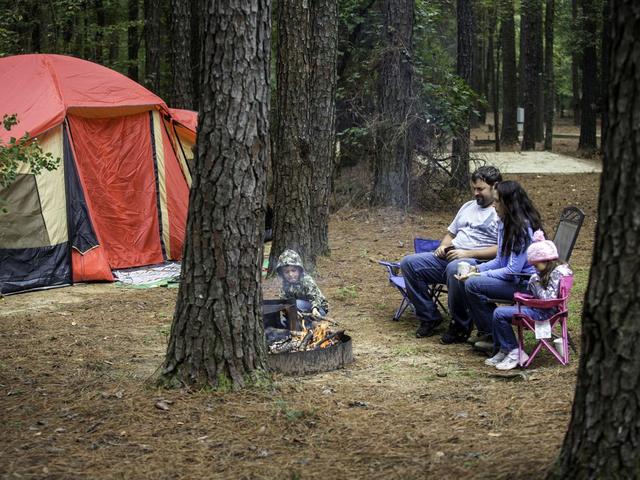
left=0, top=173, right=599, bottom=479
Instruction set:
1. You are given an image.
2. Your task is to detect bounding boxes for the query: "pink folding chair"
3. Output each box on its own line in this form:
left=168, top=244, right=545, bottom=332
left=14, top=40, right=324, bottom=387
left=512, top=275, right=574, bottom=368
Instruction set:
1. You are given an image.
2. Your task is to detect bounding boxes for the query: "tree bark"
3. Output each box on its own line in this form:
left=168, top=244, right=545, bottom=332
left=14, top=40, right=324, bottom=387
left=161, top=0, right=270, bottom=390
left=488, top=3, right=500, bottom=151
left=170, top=0, right=194, bottom=109
left=548, top=1, right=640, bottom=476
left=144, top=0, right=162, bottom=94
left=451, top=0, right=473, bottom=190
left=371, top=0, right=415, bottom=206
left=270, top=0, right=315, bottom=269
left=499, top=0, right=519, bottom=144
left=577, top=0, right=598, bottom=153
left=128, top=0, right=139, bottom=81
left=309, top=0, right=338, bottom=257
left=521, top=0, right=542, bottom=150
left=543, top=0, right=554, bottom=150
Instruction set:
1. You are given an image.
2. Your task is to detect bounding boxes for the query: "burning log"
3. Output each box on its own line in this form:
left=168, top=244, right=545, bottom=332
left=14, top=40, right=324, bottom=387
left=299, top=329, right=315, bottom=350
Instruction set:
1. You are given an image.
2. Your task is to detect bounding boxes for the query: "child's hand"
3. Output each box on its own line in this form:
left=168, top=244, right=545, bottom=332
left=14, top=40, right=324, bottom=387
left=454, top=272, right=481, bottom=282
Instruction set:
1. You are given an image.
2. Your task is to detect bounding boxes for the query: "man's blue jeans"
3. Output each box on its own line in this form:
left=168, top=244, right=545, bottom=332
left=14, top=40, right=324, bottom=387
left=400, top=252, right=477, bottom=331
left=463, top=275, right=527, bottom=335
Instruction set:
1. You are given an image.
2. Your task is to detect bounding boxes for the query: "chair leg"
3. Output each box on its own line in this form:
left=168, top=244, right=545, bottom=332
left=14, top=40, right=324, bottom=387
left=393, top=296, right=410, bottom=321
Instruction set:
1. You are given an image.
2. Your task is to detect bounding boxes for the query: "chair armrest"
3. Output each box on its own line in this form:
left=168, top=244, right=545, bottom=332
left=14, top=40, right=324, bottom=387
left=514, top=292, right=564, bottom=308
left=378, top=260, right=401, bottom=276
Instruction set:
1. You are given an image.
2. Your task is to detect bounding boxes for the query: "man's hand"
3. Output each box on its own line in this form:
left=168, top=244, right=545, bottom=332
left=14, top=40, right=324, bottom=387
left=446, top=249, right=469, bottom=261
left=434, top=245, right=447, bottom=258
left=311, top=307, right=321, bottom=318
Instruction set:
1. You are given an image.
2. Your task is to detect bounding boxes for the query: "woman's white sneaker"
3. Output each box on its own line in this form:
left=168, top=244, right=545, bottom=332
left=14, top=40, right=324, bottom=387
left=495, top=349, right=528, bottom=370
left=484, top=351, right=507, bottom=366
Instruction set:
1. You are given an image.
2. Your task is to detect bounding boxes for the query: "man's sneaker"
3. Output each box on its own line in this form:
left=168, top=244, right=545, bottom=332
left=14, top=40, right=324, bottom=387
left=484, top=351, right=507, bottom=366
left=440, top=326, right=469, bottom=345
left=495, top=349, right=529, bottom=370
left=416, top=319, right=442, bottom=338
left=467, top=333, right=492, bottom=346
left=473, top=339, right=494, bottom=354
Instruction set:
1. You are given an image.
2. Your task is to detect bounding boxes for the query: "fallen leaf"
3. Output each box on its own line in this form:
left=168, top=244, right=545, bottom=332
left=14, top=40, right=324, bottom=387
left=155, top=400, right=170, bottom=411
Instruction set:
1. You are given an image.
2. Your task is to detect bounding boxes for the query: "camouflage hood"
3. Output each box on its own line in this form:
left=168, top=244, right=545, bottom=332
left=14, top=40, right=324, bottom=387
left=276, top=249, right=305, bottom=277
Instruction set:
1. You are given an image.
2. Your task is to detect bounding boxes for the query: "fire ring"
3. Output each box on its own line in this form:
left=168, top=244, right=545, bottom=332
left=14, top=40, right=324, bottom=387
left=266, top=334, right=353, bottom=376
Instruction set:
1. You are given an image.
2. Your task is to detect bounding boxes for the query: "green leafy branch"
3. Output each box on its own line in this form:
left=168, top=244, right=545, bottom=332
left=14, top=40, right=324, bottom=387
left=1, top=114, right=60, bottom=189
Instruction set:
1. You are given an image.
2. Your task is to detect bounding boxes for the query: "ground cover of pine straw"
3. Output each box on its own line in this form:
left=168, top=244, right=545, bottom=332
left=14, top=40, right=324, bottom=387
left=0, top=173, right=599, bottom=480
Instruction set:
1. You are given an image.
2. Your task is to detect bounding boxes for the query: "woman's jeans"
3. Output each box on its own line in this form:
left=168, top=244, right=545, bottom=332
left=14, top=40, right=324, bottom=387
left=463, top=275, right=527, bottom=336
left=492, top=305, right=552, bottom=352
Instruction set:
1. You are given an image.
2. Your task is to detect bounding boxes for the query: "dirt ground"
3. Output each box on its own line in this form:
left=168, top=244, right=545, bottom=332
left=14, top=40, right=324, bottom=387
left=0, top=168, right=599, bottom=479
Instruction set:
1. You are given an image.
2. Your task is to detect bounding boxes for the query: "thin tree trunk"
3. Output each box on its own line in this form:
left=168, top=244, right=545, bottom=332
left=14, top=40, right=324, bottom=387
left=190, top=0, right=204, bottom=109
left=543, top=0, right=554, bottom=150
left=128, top=0, right=139, bottom=80
left=521, top=0, right=542, bottom=150
left=534, top=9, right=544, bottom=143
left=161, top=0, right=270, bottom=390
left=269, top=0, right=315, bottom=270
left=571, top=0, right=581, bottom=125
left=489, top=4, right=501, bottom=151
left=308, top=0, right=338, bottom=257
left=500, top=0, right=518, bottom=144
left=451, top=0, right=473, bottom=190
left=371, top=0, right=415, bottom=205
left=170, top=0, right=194, bottom=109
left=548, top=1, right=640, bottom=476
left=94, top=0, right=105, bottom=63
left=578, top=0, right=598, bottom=153
left=144, top=0, right=161, bottom=93
left=600, top=0, right=611, bottom=150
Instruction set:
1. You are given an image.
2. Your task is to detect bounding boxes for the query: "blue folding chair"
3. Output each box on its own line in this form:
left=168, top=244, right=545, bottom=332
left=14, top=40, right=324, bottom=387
left=378, top=238, right=447, bottom=321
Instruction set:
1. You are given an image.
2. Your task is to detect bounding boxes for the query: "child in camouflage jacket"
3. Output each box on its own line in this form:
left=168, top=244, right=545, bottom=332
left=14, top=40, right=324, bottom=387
left=276, top=249, right=329, bottom=317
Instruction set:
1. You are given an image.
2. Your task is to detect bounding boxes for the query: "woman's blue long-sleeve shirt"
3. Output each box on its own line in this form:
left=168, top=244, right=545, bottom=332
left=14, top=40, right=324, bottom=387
left=477, top=222, right=535, bottom=281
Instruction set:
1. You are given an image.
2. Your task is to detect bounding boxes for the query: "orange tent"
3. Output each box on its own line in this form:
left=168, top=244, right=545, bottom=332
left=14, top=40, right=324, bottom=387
left=0, top=54, right=195, bottom=294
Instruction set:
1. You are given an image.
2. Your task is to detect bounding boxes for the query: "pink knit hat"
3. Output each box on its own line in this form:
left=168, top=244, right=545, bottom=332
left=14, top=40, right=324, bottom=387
left=527, top=230, right=559, bottom=264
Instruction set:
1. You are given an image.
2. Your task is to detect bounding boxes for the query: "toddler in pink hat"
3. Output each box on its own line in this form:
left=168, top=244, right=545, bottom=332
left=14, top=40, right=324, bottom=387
left=486, top=230, right=573, bottom=371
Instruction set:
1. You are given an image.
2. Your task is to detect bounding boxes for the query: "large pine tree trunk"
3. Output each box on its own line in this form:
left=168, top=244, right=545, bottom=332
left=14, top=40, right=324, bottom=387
left=548, top=1, right=640, bottom=476
left=578, top=0, right=598, bottom=153
left=521, top=0, right=541, bottom=150
left=451, top=0, right=473, bottom=190
left=190, top=0, right=204, bottom=109
left=144, top=0, right=162, bottom=94
left=543, top=0, right=554, bottom=150
left=161, top=0, right=270, bottom=390
left=534, top=6, right=544, bottom=143
left=170, top=0, right=194, bottom=109
left=128, top=0, right=139, bottom=81
left=499, top=0, right=519, bottom=144
left=371, top=0, right=415, bottom=206
left=269, top=0, right=315, bottom=269
left=309, top=0, right=338, bottom=257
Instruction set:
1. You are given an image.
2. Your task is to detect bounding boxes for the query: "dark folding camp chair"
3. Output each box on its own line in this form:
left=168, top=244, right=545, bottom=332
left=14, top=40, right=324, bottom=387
left=378, top=238, right=447, bottom=321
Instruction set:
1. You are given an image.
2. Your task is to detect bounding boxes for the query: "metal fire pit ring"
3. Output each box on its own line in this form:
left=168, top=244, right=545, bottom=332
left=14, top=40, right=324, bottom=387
left=266, top=334, right=353, bottom=376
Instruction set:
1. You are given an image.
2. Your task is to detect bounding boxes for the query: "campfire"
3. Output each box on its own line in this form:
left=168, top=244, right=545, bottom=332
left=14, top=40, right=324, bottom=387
left=262, top=299, right=346, bottom=354
left=267, top=315, right=344, bottom=354
left=262, top=299, right=353, bottom=375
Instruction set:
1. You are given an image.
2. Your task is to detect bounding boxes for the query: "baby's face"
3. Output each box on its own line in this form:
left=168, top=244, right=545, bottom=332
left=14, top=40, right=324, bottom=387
left=534, top=261, right=548, bottom=272
left=282, top=266, right=301, bottom=283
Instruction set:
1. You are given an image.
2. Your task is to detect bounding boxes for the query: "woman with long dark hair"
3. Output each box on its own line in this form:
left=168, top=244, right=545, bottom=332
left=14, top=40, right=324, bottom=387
left=456, top=180, right=543, bottom=342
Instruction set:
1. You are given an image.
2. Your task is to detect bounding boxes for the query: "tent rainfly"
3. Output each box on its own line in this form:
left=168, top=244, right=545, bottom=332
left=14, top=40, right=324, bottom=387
left=0, top=54, right=197, bottom=294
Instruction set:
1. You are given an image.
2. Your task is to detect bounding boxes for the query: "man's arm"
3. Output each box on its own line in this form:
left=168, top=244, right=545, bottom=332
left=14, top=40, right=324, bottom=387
left=433, top=232, right=455, bottom=258
left=446, top=244, right=497, bottom=261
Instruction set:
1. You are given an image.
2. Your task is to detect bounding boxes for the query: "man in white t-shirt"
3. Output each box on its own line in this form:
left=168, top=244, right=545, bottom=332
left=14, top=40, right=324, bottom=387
left=400, top=166, right=502, bottom=341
